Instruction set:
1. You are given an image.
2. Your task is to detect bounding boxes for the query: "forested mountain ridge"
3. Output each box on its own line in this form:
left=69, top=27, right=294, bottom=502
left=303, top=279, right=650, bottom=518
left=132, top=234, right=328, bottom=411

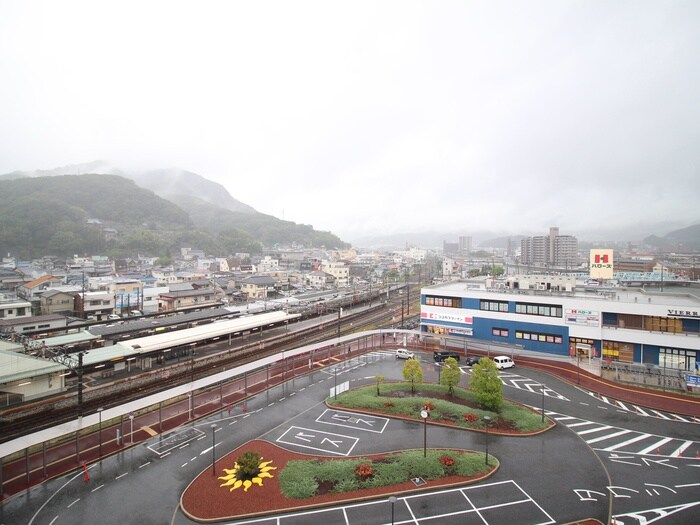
left=0, top=174, right=348, bottom=259
left=1, top=161, right=256, bottom=215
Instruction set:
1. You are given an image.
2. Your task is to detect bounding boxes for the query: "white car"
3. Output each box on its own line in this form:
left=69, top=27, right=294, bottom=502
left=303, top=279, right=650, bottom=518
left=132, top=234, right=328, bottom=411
left=107, top=314, right=121, bottom=320
left=493, top=356, right=515, bottom=369
left=395, top=349, right=415, bottom=360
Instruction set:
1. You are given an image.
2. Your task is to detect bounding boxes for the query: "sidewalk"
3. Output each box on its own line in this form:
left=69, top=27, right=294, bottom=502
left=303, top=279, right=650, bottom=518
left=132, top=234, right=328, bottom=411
left=512, top=351, right=700, bottom=417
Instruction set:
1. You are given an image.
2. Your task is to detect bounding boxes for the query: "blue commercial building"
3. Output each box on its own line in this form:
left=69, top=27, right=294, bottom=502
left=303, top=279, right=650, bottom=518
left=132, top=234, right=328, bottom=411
left=420, top=277, right=700, bottom=372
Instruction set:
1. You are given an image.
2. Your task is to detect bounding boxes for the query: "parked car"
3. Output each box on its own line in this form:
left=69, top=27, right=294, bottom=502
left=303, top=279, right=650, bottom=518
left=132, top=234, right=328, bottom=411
left=107, top=314, right=121, bottom=320
left=395, top=348, right=415, bottom=360
left=433, top=351, right=460, bottom=363
left=465, top=355, right=481, bottom=367
left=129, top=310, right=143, bottom=317
left=493, top=355, right=515, bottom=370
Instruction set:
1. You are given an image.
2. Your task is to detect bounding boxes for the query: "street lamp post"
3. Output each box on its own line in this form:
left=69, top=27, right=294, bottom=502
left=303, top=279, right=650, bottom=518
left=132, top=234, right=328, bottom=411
left=420, top=408, right=429, bottom=457
left=483, top=415, right=491, bottom=465
left=334, top=367, right=337, bottom=400
left=577, top=350, right=581, bottom=384
left=211, top=424, right=217, bottom=475
left=97, top=407, right=103, bottom=458
left=388, top=495, right=397, bottom=525
left=191, top=343, right=196, bottom=385
left=541, top=383, right=545, bottom=423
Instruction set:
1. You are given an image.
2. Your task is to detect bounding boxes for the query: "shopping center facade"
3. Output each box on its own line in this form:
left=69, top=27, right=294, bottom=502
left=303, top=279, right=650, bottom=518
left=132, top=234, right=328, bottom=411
left=420, top=277, right=700, bottom=372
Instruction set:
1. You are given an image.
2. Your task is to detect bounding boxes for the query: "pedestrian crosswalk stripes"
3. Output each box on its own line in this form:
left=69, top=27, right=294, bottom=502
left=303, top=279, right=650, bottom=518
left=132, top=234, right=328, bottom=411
left=583, top=390, right=700, bottom=424
left=585, top=429, right=631, bottom=444
left=603, top=433, right=651, bottom=452
left=577, top=425, right=613, bottom=435
left=670, top=440, right=693, bottom=457
left=638, top=437, right=673, bottom=455
left=545, top=409, right=700, bottom=458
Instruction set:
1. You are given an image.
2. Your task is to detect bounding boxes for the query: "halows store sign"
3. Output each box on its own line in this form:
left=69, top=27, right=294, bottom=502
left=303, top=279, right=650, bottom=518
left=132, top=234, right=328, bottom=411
left=565, top=308, right=600, bottom=327
left=589, top=249, right=614, bottom=280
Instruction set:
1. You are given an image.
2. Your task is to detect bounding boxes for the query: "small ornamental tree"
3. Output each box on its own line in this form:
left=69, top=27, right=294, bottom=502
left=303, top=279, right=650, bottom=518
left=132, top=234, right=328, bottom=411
left=440, top=356, right=461, bottom=395
left=469, top=357, right=503, bottom=412
left=402, top=358, right=423, bottom=394
left=236, top=451, right=262, bottom=480
left=375, top=375, right=385, bottom=396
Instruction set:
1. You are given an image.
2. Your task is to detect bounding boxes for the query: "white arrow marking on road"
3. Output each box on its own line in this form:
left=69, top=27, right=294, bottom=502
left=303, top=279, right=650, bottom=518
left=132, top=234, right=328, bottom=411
left=350, top=417, right=375, bottom=426
left=645, top=483, right=677, bottom=494
left=332, top=414, right=351, bottom=421
left=296, top=432, right=315, bottom=442
left=641, top=458, right=678, bottom=469
left=321, top=438, right=343, bottom=448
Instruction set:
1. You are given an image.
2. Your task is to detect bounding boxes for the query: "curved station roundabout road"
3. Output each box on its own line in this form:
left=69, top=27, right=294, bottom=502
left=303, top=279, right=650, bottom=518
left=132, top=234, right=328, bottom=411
left=1, top=336, right=699, bottom=525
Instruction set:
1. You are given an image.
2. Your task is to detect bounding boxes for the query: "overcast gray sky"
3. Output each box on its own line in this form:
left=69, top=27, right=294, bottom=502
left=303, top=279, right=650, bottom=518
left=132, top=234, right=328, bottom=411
left=1, top=1, right=698, bottom=240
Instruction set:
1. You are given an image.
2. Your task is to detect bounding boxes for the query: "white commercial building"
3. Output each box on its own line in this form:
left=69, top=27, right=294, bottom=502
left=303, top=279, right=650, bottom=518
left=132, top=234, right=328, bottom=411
left=420, top=279, right=700, bottom=371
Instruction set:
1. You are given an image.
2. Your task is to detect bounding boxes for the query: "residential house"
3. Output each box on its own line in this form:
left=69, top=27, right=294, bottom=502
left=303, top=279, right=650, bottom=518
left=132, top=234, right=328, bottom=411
left=239, top=276, right=276, bottom=300
left=307, top=271, right=335, bottom=289
left=40, top=289, right=77, bottom=316
left=321, top=261, right=349, bottom=288
left=17, top=275, right=63, bottom=302
left=0, top=299, right=32, bottom=320
left=158, top=281, right=224, bottom=312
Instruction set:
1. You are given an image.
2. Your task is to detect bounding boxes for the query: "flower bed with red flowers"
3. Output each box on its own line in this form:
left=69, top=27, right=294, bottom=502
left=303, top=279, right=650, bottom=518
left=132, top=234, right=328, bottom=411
left=180, top=440, right=498, bottom=522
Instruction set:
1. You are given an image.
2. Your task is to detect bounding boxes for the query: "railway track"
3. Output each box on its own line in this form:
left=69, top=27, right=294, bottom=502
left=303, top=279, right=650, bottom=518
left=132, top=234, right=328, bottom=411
left=0, top=299, right=417, bottom=444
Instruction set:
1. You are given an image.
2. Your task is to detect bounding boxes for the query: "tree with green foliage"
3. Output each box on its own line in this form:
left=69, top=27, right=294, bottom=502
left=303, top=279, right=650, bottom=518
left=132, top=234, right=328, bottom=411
left=402, top=358, right=423, bottom=394
left=469, top=358, right=503, bottom=411
left=440, top=357, right=461, bottom=396
left=375, top=375, right=384, bottom=396
left=235, top=451, right=262, bottom=480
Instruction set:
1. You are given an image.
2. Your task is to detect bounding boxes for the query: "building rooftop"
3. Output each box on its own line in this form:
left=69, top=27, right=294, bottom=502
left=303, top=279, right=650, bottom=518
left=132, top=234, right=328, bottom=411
left=425, top=280, right=700, bottom=308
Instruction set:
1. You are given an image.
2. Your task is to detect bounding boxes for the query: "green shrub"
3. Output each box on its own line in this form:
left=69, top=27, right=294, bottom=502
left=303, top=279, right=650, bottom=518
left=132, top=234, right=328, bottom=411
left=278, top=450, right=493, bottom=498
left=236, top=451, right=262, bottom=479
left=453, top=451, right=490, bottom=476
left=334, top=478, right=359, bottom=493
left=329, top=383, right=548, bottom=432
left=280, top=476, right=318, bottom=498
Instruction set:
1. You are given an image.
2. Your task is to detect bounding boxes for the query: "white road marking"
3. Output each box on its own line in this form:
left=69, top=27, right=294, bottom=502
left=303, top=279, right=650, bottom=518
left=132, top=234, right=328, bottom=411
left=603, top=433, right=652, bottom=451
left=138, top=461, right=151, bottom=469
left=669, top=440, right=693, bottom=457
left=91, top=484, right=104, bottom=493
left=67, top=499, right=80, bottom=508
left=586, top=429, right=631, bottom=444
left=638, top=437, right=673, bottom=455
left=578, top=425, right=613, bottom=436
left=115, top=472, right=128, bottom=480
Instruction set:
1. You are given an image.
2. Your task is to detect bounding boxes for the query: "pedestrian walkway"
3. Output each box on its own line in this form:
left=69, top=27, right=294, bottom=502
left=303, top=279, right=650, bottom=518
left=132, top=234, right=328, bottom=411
left=511, top=352, right=700, bottom=417
left=544, top=408, right=700, bottom=459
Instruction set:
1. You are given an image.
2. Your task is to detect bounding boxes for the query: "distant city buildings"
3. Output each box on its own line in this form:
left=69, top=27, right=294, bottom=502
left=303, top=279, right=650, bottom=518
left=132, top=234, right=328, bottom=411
left=520, top=226, right=578, bottom=269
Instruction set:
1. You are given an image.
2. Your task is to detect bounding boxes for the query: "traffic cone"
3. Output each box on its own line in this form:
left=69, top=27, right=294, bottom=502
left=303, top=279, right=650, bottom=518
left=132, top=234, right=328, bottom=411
left=695, top=450, right=700, bottom=458
left=82, top=464, right=89, bottom=483
left=242, top=402, right=247, bottom=413
left=656, top=448, right=661, bottom=455
left=227, top=404, right=232, bottom=415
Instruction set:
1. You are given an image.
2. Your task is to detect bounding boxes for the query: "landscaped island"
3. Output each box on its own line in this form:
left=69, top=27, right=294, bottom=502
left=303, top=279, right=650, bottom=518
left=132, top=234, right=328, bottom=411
left=279, top=448, right=494, bottom=498
left=328, top=382, right=552, bottom=434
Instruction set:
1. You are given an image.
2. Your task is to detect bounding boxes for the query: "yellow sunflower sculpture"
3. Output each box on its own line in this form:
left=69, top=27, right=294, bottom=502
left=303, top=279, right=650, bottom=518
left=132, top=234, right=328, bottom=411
left=218, top=458, right=277, bottom=492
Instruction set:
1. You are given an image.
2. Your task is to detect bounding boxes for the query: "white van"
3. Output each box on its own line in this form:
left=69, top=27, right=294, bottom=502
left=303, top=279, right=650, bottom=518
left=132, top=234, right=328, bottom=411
left=493, top=356, right=514, bottom=370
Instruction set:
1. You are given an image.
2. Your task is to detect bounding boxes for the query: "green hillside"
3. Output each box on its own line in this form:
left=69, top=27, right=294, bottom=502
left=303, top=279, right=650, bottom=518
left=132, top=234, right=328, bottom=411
left=0, top=174, right=349, bottom=260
